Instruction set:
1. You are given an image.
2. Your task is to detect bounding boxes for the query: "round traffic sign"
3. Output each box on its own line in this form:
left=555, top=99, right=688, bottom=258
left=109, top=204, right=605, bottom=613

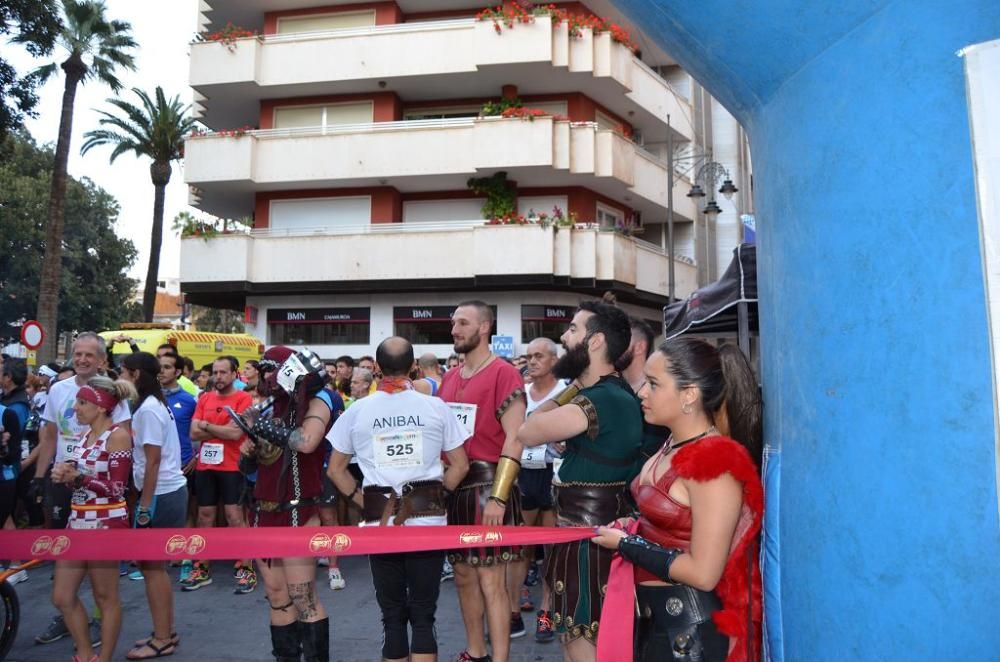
left=20, top=320, right=44, bottom=350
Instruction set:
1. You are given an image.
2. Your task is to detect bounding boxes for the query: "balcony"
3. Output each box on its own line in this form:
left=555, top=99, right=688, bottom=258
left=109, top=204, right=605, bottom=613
left=189, top=16, right=693, bottom=145
left=184, top=116, right=697, bottom=221
left=179, top=222, right=697, bottom=305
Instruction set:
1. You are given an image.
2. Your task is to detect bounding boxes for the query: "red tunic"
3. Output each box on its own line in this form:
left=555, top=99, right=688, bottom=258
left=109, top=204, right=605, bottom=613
left=439, top=359, right=524, bottom=462
left=630, top=435, right=763, bottom=662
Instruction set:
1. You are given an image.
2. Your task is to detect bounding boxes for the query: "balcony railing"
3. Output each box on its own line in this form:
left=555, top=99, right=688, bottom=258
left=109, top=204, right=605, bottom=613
left=184, top=116, right=698, bottom=220
left=180, top=224, right=698, bottom=300
left=189, top=15, right=693, bottom=142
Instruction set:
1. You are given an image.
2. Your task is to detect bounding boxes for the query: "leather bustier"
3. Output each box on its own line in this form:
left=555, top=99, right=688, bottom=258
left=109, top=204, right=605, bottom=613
left=630, top=466, right=693, bottom=583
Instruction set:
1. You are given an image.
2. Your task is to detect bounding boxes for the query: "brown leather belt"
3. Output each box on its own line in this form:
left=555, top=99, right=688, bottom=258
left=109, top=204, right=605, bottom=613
left=256, top=497, right=320, bottom=513
left=553, top=482, right=629, bottom=527
left=362, top=480, right=445, bottom=526
left=458, top=460, right=497, bottom=489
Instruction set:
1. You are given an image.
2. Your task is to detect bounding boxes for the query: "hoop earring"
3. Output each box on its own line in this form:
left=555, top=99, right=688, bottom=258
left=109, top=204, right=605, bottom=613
left=681, top=403, right=693, bottom=415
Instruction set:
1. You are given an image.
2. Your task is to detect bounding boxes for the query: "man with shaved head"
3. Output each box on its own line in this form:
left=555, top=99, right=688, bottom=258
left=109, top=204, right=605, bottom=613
left=327, top=336, right=469, bottom=662
left=413, top=353, right=443, bottom=396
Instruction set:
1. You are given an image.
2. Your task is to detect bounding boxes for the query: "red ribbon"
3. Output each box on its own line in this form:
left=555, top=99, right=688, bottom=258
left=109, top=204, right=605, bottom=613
left=1, top=525, right=593, bottom=562
left=597, top=518, right=639, bottom=662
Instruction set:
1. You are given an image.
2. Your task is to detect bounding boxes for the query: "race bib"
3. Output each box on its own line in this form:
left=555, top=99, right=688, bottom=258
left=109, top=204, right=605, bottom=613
left=64, top=438, right=80, bottom=462
left=277, top=354, right=309, bottom=393
left=448, top=403, right=477, bottom=437
left=373, top=431, right=423, bottom=469
left=521, top=445, right=547, bottom=470
left=200, top=442, right=225, bottom=465
left=21, top=439, right=30, bottom=460
left=70, top=518, right=100, bottom=530
left=552, top=457, right=564, bottom=484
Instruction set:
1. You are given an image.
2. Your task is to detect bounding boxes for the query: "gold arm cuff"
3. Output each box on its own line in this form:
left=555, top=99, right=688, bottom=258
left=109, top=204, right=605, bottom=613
left=489, top=456, right=521, bottom=504
left=553, top=384, right=580, bottom=407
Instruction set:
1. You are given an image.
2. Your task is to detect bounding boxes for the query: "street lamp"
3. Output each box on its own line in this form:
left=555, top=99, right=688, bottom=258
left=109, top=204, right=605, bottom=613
left=665, top=115, right=738, bottom=301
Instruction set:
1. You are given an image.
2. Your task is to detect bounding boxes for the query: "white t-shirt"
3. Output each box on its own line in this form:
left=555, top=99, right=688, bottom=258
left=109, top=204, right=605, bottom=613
left=327, top=390, right=469, bottom=526
left=521, top=379, right=567, bottom=466
left=131, top=396, right=187, bottom=495
left=42, top=377, right=132, bottom=463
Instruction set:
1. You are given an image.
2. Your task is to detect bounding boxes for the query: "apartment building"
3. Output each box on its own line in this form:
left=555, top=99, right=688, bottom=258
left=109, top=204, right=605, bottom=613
left=180, top=0, right=752, bottom=357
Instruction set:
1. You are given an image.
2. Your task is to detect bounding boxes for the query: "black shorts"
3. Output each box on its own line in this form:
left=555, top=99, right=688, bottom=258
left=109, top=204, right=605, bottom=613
left=518, top=465, right=554, bottom=512
left=195, top=469, right=244, bottom=507
left=321, top=473, right=337, bottom=505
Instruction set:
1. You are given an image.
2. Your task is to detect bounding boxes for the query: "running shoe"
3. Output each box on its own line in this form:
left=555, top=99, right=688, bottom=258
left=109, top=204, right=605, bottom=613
left=328, top=567, right=345, bottom=590
left=519, top=586, right=534, bottom=612
left=440, top=559, right=454, bottom=583
left=178, top=560, right=193, bottom=584
left=317, top=556, right=329, bottom=567
left=35, top=614, right=70, bottom=644
left=534, top=610, right=555, bottom=643
left=510, top=613, right=526, bottom=639
left=128, top=569, right=144, bottom=581
left=89, top=618, right=102, bottom=648
left=234, top=565, right=257, bottom=594
left=5, top=568, right=28, bottom=585
left=524, top=562, right=540, bottom=587
left=119, top=561, right=128, bottom=577
left=180, top=564, right=212, bottom=591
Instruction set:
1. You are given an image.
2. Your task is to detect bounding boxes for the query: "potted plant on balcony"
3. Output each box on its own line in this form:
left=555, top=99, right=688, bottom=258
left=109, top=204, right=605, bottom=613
left=197, top=22, right=259, bottom=52
left=467, top=171, right=517, bottom=219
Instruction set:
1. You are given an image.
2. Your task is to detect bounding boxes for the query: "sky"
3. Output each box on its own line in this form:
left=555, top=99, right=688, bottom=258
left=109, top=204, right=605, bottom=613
left=9, top=0, right=202, bottom=285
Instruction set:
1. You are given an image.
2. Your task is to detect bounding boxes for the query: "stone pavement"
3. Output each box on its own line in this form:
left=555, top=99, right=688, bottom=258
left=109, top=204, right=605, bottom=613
left=6, top=556, right=564, bottom=661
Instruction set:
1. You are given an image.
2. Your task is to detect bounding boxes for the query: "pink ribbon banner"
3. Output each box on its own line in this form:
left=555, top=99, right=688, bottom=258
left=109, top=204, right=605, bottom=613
left=1, top=525, right=595, bottom=562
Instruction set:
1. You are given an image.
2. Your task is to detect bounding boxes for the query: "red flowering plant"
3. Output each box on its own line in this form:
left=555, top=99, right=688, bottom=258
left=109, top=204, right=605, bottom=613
left=197, top=22, right=259, bottom=51
left=477, top=3, right=638, bottom=53
left=500, top=107, right=569, bottom=121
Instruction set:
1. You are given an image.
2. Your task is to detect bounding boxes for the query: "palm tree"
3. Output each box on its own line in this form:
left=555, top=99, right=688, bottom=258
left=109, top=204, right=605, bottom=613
left=81, top=87, right=196, bottom=321
left=34, top=0, right=136, bottom=362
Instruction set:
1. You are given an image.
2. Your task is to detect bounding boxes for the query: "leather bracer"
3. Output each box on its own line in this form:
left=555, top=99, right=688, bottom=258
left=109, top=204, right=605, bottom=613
left=617, top=534, right=683, bottom=583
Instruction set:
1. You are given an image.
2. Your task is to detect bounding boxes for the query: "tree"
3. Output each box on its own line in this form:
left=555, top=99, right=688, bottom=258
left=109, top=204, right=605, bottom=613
left=0, top=131, right=141, bottom=346
left=33, top=0, right=136, bottom=362
left=81, top=86, right=196, bottom=321
left=0, top=0, right=61, bottom=139
left=190, top=306, right=245, bottom=334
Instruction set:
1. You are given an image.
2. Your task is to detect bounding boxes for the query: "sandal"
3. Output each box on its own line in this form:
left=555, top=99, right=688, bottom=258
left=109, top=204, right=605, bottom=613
left=133, top=632, right=179, bottom=647
left=126, top=638, right=177, bottom=660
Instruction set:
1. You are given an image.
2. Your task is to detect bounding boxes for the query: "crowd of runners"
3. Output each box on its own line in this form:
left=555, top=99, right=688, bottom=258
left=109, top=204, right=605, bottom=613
left=1, top=296, right=764, bottom=662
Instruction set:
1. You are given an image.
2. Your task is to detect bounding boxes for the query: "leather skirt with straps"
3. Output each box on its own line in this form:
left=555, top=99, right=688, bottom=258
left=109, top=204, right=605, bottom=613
left=635, top=584, right=728, bottom=662
left=362, top=481, right=446, bottom=526
left=446, top=461, right=523, bottom=566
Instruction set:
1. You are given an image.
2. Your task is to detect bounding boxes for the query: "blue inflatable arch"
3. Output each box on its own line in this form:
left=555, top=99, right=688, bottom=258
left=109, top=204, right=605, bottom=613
left=611, top=1, right=1000, bottom=658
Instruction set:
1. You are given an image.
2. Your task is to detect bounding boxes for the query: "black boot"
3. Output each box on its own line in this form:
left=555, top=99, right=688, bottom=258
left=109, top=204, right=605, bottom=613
left=299, top=618, right=329, bottom=662
left=270, top=623, right=301, bottom=662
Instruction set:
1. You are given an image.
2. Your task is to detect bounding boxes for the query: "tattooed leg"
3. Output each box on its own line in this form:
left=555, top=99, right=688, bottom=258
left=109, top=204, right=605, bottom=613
left=287, top=582, right=322, bottom=622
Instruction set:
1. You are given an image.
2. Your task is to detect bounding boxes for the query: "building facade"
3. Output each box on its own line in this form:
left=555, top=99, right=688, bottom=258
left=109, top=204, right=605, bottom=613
left=180, top=0, right=752, bottom=357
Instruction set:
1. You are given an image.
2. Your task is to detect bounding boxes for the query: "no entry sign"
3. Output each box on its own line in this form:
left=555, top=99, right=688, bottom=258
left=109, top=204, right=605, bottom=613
left=20, top=320, right=44, bottom=350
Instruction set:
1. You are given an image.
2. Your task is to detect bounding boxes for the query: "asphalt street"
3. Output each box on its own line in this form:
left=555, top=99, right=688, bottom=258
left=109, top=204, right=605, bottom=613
left=6, top=556, right=564, bottom=662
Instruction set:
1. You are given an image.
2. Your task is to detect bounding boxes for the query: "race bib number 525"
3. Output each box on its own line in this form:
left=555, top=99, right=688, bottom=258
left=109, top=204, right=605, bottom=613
left=373, top=431, right=423, bottom=469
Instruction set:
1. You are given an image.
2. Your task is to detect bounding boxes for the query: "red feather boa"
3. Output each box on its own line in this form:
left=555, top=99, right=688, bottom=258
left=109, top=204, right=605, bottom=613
left=672, top=435, right=764, bottom=662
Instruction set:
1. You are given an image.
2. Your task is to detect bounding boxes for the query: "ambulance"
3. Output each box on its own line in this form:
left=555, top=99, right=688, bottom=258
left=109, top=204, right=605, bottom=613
left=99, top=324, right=264, bottom=370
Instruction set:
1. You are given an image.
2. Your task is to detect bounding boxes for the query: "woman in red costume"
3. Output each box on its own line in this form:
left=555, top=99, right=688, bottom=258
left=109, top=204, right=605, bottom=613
left=592, top=337, right=763, bottom=662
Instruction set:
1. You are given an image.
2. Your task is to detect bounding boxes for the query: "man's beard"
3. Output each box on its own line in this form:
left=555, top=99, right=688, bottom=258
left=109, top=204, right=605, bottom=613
left=553, top=342, right=590, bottom=381
left=214, top=380, right=231, bottom=392
left=453, top=336, right=481, bottom=355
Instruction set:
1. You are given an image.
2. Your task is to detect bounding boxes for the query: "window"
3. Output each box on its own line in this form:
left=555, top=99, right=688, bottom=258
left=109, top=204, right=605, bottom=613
left=276, top=10, right=376, bottom=34
left=521, top=304, right=574, bottom=343
left=269, top=197, right=371, bottom=231
left=394, top=305, right=496, bottom=344
left=403, top=105, right=481, bottom=120
left=596, top=203, right=624, bottom=229
left=518, top=196, right=568, bottom=220
left=273, top=102, right=374, bottom=129
left=402, top=199, right=485, bottom=223
left=596, top=109, right=623, bottom=133
left=267, top=308, right=370, bottom=345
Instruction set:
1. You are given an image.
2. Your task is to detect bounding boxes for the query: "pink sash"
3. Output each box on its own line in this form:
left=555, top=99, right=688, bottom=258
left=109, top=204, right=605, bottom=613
left=597, top=518, right=639, bottom=662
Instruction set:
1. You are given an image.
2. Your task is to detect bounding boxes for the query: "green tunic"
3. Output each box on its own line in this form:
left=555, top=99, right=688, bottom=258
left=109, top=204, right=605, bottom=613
left=556, top=375, right=643, bottom=484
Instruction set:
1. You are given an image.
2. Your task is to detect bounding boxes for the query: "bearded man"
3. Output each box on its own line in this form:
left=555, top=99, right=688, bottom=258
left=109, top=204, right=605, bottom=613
left=517, top=300, right=643, bottom=662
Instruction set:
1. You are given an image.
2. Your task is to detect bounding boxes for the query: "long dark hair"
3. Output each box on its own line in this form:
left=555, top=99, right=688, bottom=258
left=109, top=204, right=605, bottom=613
left=122, top=352, right=167, bottom=408
left=658, top=337, right=762, bottom=466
